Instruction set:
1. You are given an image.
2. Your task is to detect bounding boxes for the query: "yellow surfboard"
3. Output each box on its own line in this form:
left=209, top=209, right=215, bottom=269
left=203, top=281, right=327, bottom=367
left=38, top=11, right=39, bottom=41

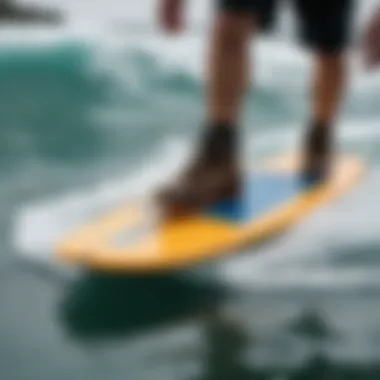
left=57, top=153, right=364, bottom=273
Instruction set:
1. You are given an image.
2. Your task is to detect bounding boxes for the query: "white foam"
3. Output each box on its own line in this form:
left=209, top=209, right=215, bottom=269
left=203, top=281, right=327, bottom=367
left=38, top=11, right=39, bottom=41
left=12, top=136, right=189, bottom=262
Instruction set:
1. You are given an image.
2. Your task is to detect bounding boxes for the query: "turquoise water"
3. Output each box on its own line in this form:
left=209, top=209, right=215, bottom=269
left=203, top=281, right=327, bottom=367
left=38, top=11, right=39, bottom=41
left=2, top=1, right=380, bottom=378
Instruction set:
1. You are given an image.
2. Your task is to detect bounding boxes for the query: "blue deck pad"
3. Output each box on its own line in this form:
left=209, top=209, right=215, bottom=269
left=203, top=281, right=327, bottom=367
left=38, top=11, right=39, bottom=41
left=206, top=173, right=315, bottom=223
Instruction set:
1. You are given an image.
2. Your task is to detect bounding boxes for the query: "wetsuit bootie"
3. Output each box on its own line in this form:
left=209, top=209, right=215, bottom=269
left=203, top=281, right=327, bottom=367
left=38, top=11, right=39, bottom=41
left=301, top=121, right=333, bottom=184
left=156, top=124, right=242, bottom=217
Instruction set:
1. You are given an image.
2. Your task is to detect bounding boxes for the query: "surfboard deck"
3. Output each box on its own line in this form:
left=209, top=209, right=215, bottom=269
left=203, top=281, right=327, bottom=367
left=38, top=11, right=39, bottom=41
left=57, top=153, right=365, bottom=273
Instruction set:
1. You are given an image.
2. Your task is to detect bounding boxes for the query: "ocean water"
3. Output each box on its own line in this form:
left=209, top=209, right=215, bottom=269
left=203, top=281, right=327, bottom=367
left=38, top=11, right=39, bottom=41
left=2, top=0, right=380, bottom=379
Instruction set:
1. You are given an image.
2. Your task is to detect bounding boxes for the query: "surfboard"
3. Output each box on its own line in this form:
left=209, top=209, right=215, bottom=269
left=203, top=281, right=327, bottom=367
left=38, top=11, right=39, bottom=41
left=57, top=153, right=364, bottom=272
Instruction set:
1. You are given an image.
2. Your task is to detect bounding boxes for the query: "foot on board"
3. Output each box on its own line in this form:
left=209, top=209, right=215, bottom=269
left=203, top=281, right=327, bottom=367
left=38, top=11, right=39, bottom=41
left=156, top=125, right=242, bottom=217
left=300, top=123, right=333, bottom=186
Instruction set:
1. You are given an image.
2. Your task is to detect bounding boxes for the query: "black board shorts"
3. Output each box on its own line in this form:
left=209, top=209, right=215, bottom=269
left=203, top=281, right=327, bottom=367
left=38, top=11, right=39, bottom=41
left=217, top=0, right=354, bottom=52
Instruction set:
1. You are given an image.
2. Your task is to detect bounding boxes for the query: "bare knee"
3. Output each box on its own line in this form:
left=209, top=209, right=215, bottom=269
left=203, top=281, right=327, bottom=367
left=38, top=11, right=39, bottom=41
left=315, top=51, right=346, bottom=67
left=213, top=13, right=255, bottom=50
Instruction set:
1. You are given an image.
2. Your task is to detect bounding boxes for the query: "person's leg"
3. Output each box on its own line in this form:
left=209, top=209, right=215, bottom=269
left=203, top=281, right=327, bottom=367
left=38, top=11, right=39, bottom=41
left=312, top=52, right=347, bottom=127
left=157, top=0, right=278, bottom=214
left=294, top=0, right=354, bottom=180
left=207, top=0, right=277, bottom=127
left=206, top=12, right=254, bottom=127
left=300, top=51, right=348, bottom=180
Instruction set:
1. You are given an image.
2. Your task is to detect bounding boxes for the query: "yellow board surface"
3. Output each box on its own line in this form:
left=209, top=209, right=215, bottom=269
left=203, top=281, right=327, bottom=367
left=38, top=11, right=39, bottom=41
left=57, top=153, right=365, bottom=272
